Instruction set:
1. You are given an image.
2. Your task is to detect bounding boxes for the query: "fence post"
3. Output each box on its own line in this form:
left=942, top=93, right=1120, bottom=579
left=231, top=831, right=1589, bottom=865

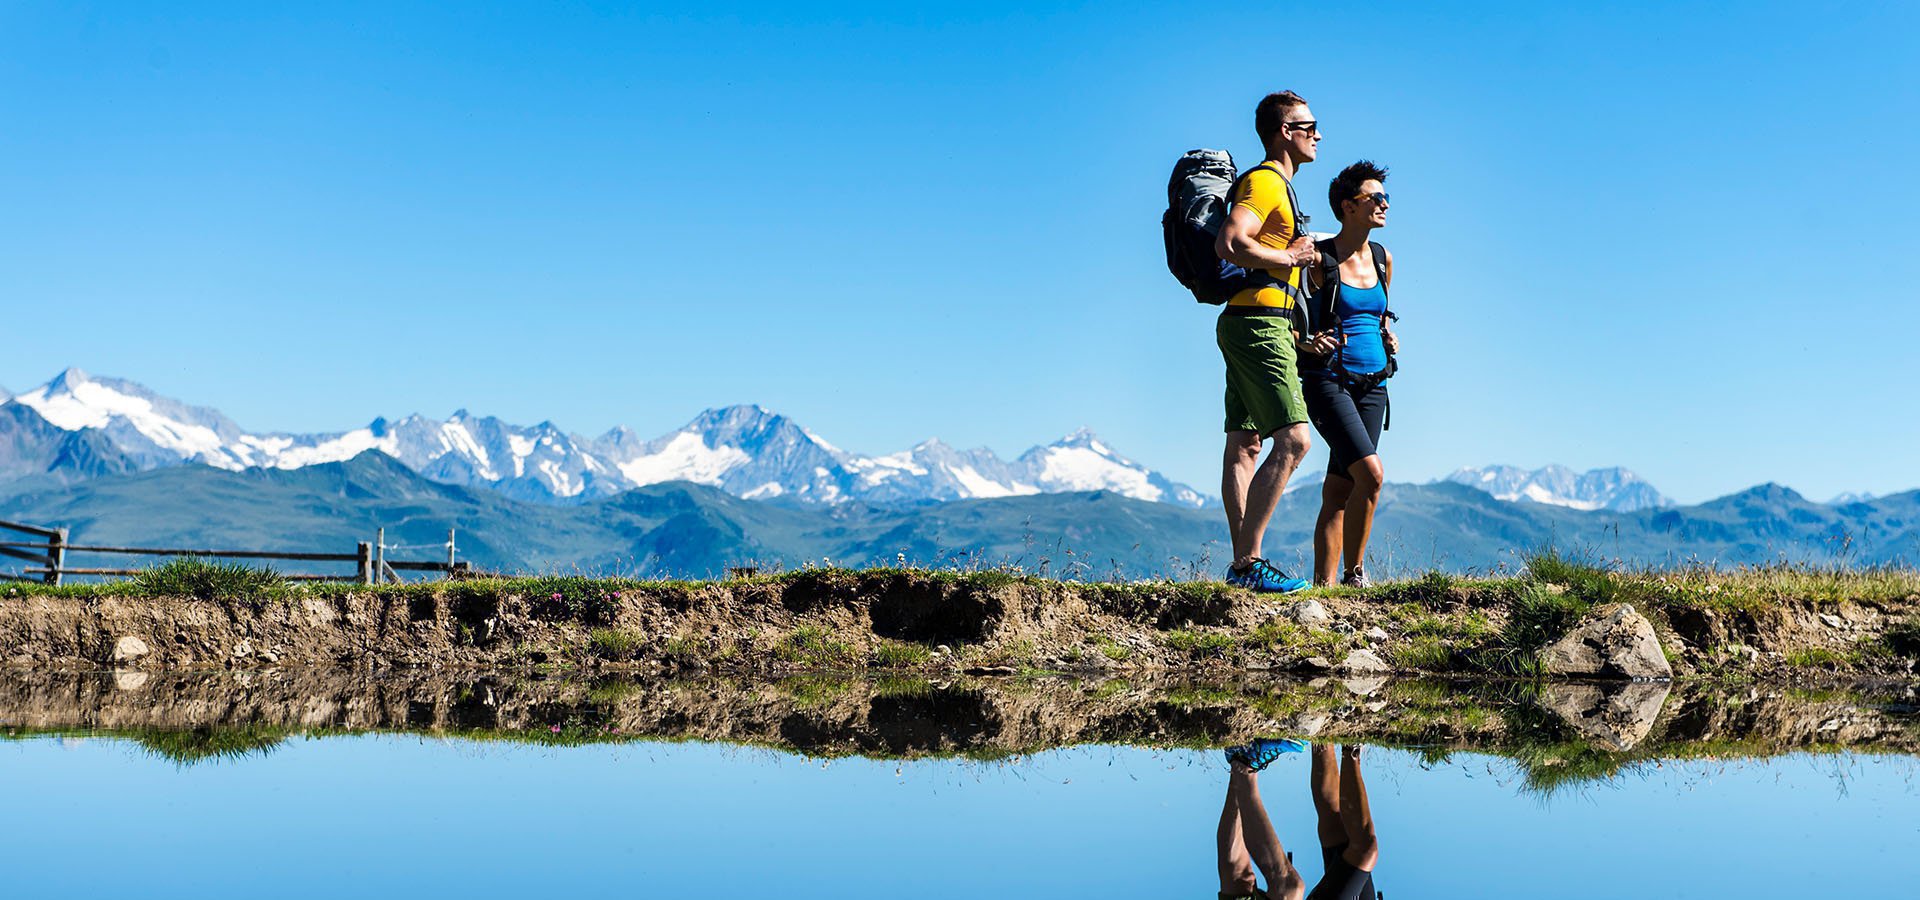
left=446, top=528, right=456, bottom=579
left=356, top=542, right=373, bottom=585
left=46, top=528, right=67, bottom=587
left=375, top=528, right=386, bottom=583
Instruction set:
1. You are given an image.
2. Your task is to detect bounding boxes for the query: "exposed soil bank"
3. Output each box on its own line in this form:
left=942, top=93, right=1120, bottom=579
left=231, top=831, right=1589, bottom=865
left=3, top=670, right=1916, bottom=784
left=2, top=567, right=1917, bottom=683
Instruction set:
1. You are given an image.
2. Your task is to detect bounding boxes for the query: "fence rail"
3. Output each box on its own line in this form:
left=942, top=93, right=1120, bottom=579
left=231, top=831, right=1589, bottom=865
left=0, top=518, right=467, bottom=586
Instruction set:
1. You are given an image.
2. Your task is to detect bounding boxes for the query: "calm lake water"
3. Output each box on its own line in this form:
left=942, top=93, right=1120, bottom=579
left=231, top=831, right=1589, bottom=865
left=3, top=673, right=1918, bottom=897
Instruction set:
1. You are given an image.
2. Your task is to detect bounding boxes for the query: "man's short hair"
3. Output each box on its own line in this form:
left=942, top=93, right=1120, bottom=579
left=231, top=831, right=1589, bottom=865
left=1329, top=160, right=1390, bottom=223
left=1254, top=91, right=1309, bottom=148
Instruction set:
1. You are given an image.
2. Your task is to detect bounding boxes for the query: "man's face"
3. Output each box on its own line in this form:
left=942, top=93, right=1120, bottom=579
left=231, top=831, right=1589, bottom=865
left=1283, top=105, right=1320, bottom=163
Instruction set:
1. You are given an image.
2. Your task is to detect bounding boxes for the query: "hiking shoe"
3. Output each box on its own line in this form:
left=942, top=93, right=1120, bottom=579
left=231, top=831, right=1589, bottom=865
left=1341, top=566, right=1372, bottom=589
left=1228, top=558, right=1311, bottom=594
left=1224, top=737, right=1309, bottom=772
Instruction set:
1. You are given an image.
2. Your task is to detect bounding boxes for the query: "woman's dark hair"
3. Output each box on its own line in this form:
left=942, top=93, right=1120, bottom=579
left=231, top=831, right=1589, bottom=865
left=1328, top=160, right=1389, bottom=224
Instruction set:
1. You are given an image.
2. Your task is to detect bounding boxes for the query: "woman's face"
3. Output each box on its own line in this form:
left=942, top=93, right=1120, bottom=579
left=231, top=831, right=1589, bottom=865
left=1346, top=178, right=1389, bottom=228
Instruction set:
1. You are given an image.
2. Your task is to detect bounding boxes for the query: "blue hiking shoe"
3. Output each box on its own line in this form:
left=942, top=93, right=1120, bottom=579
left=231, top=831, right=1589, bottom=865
left=1224, top=737, right=1309, bottom=772
left=1226, top=558, right=1311, bottom=594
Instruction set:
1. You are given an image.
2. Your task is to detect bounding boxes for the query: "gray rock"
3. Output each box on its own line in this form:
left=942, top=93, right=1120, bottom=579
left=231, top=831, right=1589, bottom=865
left=1284, top=600, right=1331, bottom=628
left=1341, top=674, right=1389, bottom=697
left=1539, top=681, right=1671, bottom=751
left=1364, top=627, right=1390, bottom=643
left=964, top=664, right=1017, bottom=677
left=1818, top=613, right=1846, bottom=629
left=112, top=670, right=149, bottom=691
left=1338, top=649, right=1392, bottom=674
left=1539, top=604, right=1672, bottom=680
left=111, top=636, right=150, bottom=662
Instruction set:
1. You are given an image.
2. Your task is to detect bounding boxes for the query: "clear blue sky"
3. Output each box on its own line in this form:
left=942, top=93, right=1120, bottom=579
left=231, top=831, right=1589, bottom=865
left=2, top=1, right=1914, bottom=503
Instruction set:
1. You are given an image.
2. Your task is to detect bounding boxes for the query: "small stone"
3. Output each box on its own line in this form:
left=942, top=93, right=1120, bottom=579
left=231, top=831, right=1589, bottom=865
left=934, top=645, right=952, bottom=656
left=964, top=664, right=1017, bottom=676
left=1338, top=649, right=1392, bottom=674
left=1299, top=656, right=1334, bottom=672
left=111, top=636, right=150, bottom=662
left=1364, top=627, right=1390, bottom=643
left=1284, top=600, right=1331, bottom=628
left=231, top=639, right=254, bottom=659
left=1818, top=613, right=1846, bottom=629
left=1539, top=604, right=1672, bottom=680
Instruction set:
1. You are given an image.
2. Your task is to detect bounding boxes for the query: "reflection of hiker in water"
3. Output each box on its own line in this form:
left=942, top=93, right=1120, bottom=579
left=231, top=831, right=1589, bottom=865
left=1305, top=743, right=1378, bottom=900
left=1217, top=739, right=1308, bottom=900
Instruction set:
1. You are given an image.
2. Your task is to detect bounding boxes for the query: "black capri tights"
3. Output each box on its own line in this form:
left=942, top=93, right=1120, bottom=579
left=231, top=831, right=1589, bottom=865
left=1303, top=374, right=1387, bottom=479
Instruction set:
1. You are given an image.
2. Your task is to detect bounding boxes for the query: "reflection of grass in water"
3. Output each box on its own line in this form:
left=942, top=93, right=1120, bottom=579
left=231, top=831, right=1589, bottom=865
left=133, top=725, right=292, bottom=763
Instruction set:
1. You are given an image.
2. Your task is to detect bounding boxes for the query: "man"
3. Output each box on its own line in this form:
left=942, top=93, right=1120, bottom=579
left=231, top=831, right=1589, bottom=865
left=1215, top=749, right=1307, bottom=900
left=1212, top=91, right=1322, bottom=593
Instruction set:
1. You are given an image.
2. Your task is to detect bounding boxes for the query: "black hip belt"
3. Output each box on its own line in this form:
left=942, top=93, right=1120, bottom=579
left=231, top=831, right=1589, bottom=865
left=1221, top=303, right=1294, bottom=318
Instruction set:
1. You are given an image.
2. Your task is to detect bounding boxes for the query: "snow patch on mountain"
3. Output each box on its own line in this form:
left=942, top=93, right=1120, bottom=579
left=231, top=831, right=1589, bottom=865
left=1444, top=464, right=1670, bottom=512
left=615, top=431, right=753, bottom=486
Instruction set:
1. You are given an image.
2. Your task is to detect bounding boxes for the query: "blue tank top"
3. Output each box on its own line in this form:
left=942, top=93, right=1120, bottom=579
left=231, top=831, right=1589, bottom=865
left=1317, top=279, right=1389, bottom=375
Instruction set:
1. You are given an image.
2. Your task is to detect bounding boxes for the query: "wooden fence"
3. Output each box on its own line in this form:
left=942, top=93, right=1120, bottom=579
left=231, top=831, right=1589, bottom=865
left=0, top=519, right=468, bottom=586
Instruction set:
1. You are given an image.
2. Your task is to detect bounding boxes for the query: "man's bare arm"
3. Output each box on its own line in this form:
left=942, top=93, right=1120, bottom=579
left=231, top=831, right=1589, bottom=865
left=1215, top=206, right=1315, bottom=271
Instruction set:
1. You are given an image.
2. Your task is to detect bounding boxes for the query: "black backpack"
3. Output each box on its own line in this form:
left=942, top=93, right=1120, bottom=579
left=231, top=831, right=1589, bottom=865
left=1162, top=150, right=1300, bottom=306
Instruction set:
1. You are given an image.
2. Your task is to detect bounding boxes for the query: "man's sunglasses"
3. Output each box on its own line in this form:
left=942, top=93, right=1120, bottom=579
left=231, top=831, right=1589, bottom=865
left=1283, top=119, right=1318, bottom=135
left=1352, top=191, right=1390, bottom=205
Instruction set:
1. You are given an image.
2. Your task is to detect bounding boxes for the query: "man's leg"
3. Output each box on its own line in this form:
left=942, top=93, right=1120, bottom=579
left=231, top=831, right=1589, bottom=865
left=1229, top=763, right=1305, bottom=900
left=1233, top=423, right=1310, bottom=566
left=1217, top=774, right=1258, bottom=896
left=1341, top=456, right=1384, bottom=577
left=1222, top=430, right=1263, bottom=562
left=1313, top=473, right=1354, bottom=586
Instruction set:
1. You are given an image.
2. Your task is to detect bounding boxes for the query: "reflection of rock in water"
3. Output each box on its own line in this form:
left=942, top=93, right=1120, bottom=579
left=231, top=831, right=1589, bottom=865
left=0, top=670, right=1914, bottom=771
left=1539, top=681, right=1672, bottom=751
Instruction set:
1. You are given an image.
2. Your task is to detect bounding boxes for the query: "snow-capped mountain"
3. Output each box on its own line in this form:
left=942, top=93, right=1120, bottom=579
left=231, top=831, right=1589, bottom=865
left=1443, top=464, right=1671, bottom=512
left=0, top=369, right=1208, bottom=508
left=1829, top=491, right=1878, bottom=505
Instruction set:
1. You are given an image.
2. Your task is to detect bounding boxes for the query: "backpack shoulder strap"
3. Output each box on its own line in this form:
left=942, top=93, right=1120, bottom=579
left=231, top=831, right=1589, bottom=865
left=1369, top=240, right=1394, bottom=314
left=1313, top=238, right=1341, bottom=332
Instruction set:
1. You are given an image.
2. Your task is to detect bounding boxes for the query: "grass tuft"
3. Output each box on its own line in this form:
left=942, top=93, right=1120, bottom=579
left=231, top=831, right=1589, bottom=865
left=132, top=557, right=285, bottom=606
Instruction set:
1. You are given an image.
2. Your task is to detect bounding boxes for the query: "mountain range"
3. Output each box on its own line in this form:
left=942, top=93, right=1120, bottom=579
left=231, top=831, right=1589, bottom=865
left=0, top=451, right=1912, bottom=580
left=0, top=369, right=1206, bottom=507
left=0, top=369, right=1725, bottom=515
left=0, top=368, right=1904, bottom=571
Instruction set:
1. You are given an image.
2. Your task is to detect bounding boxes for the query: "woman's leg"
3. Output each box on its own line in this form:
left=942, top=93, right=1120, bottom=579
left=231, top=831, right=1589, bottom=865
left=1337, top=745, right=1379, bottom=872
left=1340, top=454, right=1383, bottom=576
left=1339, top=385, right=1390, bottom=578
left=1313, top=473, right=1354, bottom=585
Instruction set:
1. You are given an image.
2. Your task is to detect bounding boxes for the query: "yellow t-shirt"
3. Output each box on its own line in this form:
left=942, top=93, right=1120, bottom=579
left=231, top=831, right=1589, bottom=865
left=1226, top=165, right=1304, bottom=308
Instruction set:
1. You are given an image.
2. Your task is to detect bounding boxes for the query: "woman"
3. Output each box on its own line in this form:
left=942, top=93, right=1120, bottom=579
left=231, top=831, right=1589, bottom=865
left=1300, top=161, right=1397, bottom=588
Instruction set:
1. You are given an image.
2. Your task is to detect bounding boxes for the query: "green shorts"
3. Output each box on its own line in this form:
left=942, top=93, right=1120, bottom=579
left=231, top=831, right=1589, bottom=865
left=1218, top=310, right=1308, bottom=435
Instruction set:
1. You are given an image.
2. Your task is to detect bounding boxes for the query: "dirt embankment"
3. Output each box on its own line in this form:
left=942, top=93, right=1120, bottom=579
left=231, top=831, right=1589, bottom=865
left=1, top=570, right=1916, bottom=682
left=2, top=670, right=1915, bottom=769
